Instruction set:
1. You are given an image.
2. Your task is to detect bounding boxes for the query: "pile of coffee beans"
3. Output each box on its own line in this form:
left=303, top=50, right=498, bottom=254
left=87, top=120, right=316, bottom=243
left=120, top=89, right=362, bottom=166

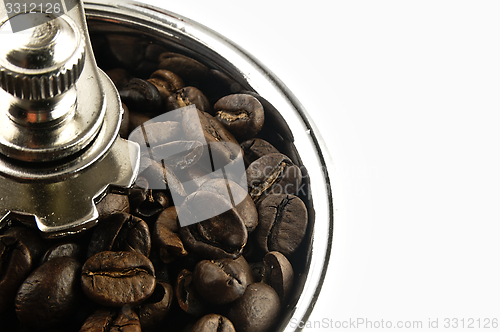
left=0, top=32, right=311, bottom=332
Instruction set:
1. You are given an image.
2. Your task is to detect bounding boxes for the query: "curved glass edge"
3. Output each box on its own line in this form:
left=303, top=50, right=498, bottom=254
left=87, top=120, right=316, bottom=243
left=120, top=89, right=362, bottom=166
left=83, top=1, right=335, bottom=331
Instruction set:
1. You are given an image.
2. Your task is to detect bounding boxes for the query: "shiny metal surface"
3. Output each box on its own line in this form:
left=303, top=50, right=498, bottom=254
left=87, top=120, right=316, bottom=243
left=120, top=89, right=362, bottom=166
left=0, top=14, right=85, bottom=100
left=83, top=1, right=333, bottom=331
left=0, top=2, right=106, bottom=162
left=0, top=0, right=140, bottom=235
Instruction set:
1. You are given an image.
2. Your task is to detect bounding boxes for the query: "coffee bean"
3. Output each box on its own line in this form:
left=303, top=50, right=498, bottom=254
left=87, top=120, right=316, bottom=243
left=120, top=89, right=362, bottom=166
left=0, top=236, right=32, bottom=313
left=150, top=69, right=185, bottom=92
left=249, top=261, right=265, bottom=282
left=158, top=52, right=209, bottom=86
left=15, top=257, right=82, bottom=328
left=175, top=164, right=215, bottom=194
left=246, top=153, right=302, bottom=201
left=226, top=282, right=280, bottom=332
left=119, top=78, right=162, bottom=113
left=2, top=227, right=45, bottom=266
left=214, top=94, right=264, bottom=141
left=255, top=194, right=308, bottom=256
left=152, top=140, right=204, bottom=170
left=167, top=86, right=211, bottom=114
left=191, top=314, right=236, bottom=332
left=130, top=186, right=170, bottom=219
left=110, top=306, right=142, bottom=332
left=198, top=178, right=258, bottom=232
left=81, top=251, right=156, bottom=307
left=178, top=191, right=248, bottom=259
left=263, top=251, right=294, bottom=304
left=138, top=281, right=173, bottom=330
left=129, top=120, right=183, bottom=148
left=148, top=77, right=174, bottom=105
left=182, top=108, right=242, bottom=166
left=240, top=138, right=279, bottom=166
left=128, top=111, right=151, bottom=134
left=140, top=160, right=187, bottom=199
left=193, top=256, right=254, bottom=305
left=175, top=269, right=206, bottom=316
left=153, top=209, right=188, bottom=263
left=81, top=306, right=141, bottom=332
left=42, top=242, right=83, bottom=263
left=79, top=309, right=116, bottom=332
left=87, top=213, right=151, bottom=258
left=120, top=102, right=130, bottom=137
left=241, top=91, right=294, bottom=142
left=96, top=193, right=130, bottom=220
left=105, top=68, right=131, bottom=90
left=106, top=35, right=145, bottom=69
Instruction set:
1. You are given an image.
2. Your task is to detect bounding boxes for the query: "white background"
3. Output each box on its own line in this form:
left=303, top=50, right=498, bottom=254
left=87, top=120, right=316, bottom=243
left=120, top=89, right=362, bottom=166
left=138, top=1, right=500, bottom=330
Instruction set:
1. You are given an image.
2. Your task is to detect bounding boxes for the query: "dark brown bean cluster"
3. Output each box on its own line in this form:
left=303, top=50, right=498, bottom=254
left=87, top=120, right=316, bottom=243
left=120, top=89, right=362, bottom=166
left=0, top=34, right=310, bottom=332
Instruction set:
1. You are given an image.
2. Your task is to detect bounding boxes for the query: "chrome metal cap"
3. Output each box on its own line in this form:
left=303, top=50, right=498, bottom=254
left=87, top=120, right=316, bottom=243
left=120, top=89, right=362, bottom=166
left=0, top=2, right=140, bottom=237
left=0, top=13, right=85, bottom=100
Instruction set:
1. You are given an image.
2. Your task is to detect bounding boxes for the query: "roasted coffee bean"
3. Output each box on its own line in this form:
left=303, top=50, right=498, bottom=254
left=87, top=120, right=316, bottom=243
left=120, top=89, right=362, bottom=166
left=109, top=306, right=142, bottom=332
left=80, top=309, right=116, bottom=332
left=198, top=178, right=258, bottom=232
left=2, top=226, right=45, bottom=265
left=190, top=314, right=236, bottom=332
left=263, top=251, right=294, bottom=304
left=193, top=256, right=254, bottom=305
left=178, top=191, right=248, bottom=259
left=150, top=69, right=185, bottom=92
left=182, top=108, right=242, bottom=166
left=242, top=90, right=294, bottom=142
left=119, top=78, right=162, bottom=113
left=174, top=164, right=213, bottom=195
left=105, top=68, right=131, bottom=90
left=15, top=257, right=81, bottom=328
left=152, top=140, right=204, bottom=170
left=176, top=269, right=206, bottom=316
left=256, top=194, right=308, bottom=256
left=106, top=35, right=145, bottom=70
left=156, top=206, right=179, bottom=232
left=87, top=213, right=151, bottom=258
left=134, top=189, right=170, bottom=219
left=249, top=261, right=265, bottom=282
left=128, top=111, right=151, bottom=134
left=140, top=160, right=187, bottom=199
left=246, top=153, right=302, bottom=201
left=0, top=236, right=32, bottom=313
left=127, top=176, right=149, bottom=211
left=167, top=86, right=211, bottom=114
left=138, top=281, right=173, bottom=330
left=153, top=209, right=188, bottom=263
left=96, top=193, right=130, bottom=220
left=120, top=102, right=130, bottom=137
left=226, top=282, right=281, bottom=332
left=240, top=138, right=279, bottom=166
left=42, top=242, right=83, bottom=263
left=197, top=68, right=243, bottom=104
left=81, top=251, right=156, bottom=307
left=158, top=52, right=209, bottom=86
left=148, top=77, right=174, bottom=104
left=129, top=120, right=183, bottom=148
left=214, top=94, right=264, bottom=141
left=80, top=306, right=141, bottom=332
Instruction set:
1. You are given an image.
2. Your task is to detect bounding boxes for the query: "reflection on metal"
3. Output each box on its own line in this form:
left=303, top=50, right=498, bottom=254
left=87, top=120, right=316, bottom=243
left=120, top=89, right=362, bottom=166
left=0, top=0, right=139, bottom=236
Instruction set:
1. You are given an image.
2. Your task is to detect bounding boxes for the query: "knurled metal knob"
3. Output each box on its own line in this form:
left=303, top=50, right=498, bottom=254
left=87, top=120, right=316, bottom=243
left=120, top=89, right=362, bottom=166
left=0, top=3, right=140, bottom=237
left=0, top=14, right=85, bottom=100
